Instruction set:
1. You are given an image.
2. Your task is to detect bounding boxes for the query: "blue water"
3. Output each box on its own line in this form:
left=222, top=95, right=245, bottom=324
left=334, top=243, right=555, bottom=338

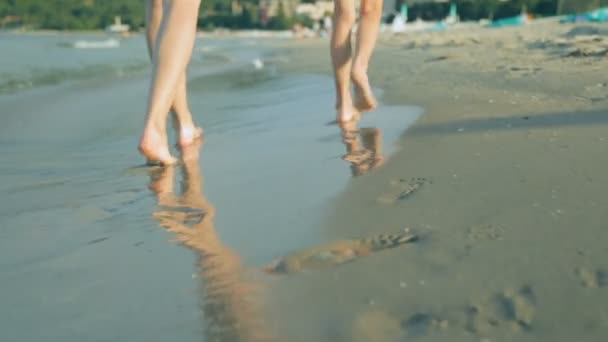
left=0, top=32, right=267, bottom=94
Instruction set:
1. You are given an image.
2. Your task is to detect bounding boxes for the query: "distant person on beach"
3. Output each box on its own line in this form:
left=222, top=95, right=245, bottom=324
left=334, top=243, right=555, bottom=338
left=331, top=0, right=381, bottom=122
left=323, top=13, right=332, bottom=35
left=139, top=0, right=203, bottom=165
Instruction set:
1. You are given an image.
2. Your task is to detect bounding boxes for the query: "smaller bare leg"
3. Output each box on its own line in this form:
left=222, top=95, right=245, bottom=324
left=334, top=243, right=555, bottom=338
left=352, top=0, right=383, bottom=112
left=170, top=76, right=203, bottom=146
left=331, top=0, right=358, bottom=122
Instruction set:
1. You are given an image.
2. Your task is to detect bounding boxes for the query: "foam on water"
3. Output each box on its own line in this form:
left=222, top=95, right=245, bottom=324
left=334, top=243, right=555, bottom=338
left=0, top=33, right=245, bottom=94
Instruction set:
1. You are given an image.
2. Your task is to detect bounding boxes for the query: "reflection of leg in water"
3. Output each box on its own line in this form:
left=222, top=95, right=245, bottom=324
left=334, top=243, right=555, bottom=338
left=339, top=121, right=384, bottom=176
left=360, top=127, right=384, bottom=168
left=149, top=141, right=276, bottom=342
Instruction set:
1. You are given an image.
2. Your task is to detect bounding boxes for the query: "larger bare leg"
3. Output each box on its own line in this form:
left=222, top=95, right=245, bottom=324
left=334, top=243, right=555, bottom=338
left=145, top=0, right=202, bottom=149
left=139, top=0, right=201, bottom=165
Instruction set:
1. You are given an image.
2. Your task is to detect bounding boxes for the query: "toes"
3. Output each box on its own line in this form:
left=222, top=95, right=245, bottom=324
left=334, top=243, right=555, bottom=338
left=139, top=145, right=177, bottom=166
left=146, top=154, right=177, bottom=166
left=165, top=156, right=179, bottom=166
left=337, top=111, right=360, bottom=123
left=354, top=92, right=378, bottom=112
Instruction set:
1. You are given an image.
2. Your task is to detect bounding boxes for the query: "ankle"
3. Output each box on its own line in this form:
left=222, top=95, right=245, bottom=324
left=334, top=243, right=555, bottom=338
left=173, top=111, right=196, bottom=130
left=337, top=101, right=355, bottom=111
left=180, top=119, right=196, bottom=130
left=336, top=95, right=354, bottom=109
left=145, top=116, right=167, bottom=133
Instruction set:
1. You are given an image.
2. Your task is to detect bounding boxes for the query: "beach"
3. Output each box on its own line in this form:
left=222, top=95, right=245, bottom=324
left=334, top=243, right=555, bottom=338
left=269, top=19, right=608, bottom=341
left=1, top=19, right=608, bottom=342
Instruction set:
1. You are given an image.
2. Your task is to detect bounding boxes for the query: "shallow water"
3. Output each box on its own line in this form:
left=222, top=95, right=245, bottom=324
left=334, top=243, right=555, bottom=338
left=0, top=32, right=265, bottom=94
left=0, top=34, right=422, bottom=342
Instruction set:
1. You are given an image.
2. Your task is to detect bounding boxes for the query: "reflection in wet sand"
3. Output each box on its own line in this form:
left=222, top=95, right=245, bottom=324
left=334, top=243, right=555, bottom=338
left=339, top=120, right=384, bottom=176
left=148, top=141, right=276, bottom=342
left=258, top=121, right=418, bottom=275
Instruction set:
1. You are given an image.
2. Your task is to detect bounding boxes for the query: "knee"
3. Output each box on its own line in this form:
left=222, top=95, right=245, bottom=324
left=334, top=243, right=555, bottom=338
left=334, top=4, right=356, bottom=26
left=360, top=0, right=382, bottom=18
left=169, top=0, right=201, bottom=8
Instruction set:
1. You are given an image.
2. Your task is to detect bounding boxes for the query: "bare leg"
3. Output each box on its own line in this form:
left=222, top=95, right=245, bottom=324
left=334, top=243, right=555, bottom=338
left=352, top=0, right=382, bottom=112
left=170, top=74, right=203, bottom=146
left=145, top=0, right=202, bottom=147
left=331, top=0, right=358, bottom=122
left=139, top=0, right=201, bottom=165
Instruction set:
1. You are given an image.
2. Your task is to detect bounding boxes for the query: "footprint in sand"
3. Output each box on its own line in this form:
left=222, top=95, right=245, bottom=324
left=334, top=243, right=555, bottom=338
left=401, top=312, right=449, bottom=337
left=264, top=231, right=419, bottom=274
left=466, top=285, right=537, bottom=335
left=505, top=65, right=543, bottom=78
left=576, top=267, right=608, bottom=289
left=376, top=177, right=431, bottom=205
left=351, top=309, right=403, bottom=342
left=466, top=224, right=505, bottom=243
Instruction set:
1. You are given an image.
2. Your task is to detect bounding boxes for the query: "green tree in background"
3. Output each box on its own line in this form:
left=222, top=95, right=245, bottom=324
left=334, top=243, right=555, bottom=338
left=0, top=1, right=12, bottom=16
left=240, top=3, right=260, bottom=28
left=396, top=0, right=606, bottom=21
left=2, top=0, right=607, bottom=30
left=267, top=1, right=291, bottom=30
left=1, top=0, right=145, bottom=30
left=560, top=0, right=607, bottom=13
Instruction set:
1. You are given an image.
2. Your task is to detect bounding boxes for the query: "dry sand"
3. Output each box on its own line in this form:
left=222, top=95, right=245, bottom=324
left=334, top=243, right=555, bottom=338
left=265, top=20, right=608, bottom=341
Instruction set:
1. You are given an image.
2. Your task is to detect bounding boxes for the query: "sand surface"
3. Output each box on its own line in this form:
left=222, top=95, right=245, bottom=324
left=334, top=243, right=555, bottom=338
left=264, top=20, right=608, bottom=342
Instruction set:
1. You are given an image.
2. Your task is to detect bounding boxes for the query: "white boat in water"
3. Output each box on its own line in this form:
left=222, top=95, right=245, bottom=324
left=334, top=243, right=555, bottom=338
left=73, top=38, right=120, bottom=49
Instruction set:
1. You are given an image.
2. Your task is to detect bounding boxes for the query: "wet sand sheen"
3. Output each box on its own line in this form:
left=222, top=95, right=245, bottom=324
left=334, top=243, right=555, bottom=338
left=0, top=55, right=421, bottom=342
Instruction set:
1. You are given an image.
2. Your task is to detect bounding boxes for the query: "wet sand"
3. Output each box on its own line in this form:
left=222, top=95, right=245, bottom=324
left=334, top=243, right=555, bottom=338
left=267, top=20, right=608, bottom=341
left=0, top=34, right=420, bottom=341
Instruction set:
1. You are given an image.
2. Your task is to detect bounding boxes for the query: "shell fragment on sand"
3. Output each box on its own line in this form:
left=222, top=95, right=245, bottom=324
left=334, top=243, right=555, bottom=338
left=377, top=178, right=431, bottom=204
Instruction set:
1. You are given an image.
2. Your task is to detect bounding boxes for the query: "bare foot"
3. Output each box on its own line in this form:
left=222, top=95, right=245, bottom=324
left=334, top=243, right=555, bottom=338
left=139, top=126, right=178, bottom=165
left=336, top=103, right=359, bottom=123
left=351, top=69, right=378, bottom=112
left=178, top=125, right=203, bottom=147
left=170, top=114, right=203, bottom=147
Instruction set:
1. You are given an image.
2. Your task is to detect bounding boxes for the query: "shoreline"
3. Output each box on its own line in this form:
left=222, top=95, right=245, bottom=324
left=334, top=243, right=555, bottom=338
left=0, top=28, right=296, bottom=38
